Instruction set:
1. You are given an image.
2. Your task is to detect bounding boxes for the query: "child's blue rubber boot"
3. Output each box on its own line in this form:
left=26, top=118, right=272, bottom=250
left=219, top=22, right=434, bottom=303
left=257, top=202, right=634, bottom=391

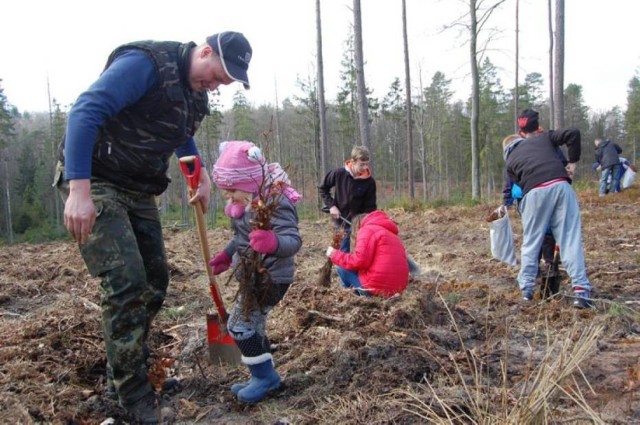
left=237, top=360, right=281, bottom=403
left=231, top=379, right=250, bottom=396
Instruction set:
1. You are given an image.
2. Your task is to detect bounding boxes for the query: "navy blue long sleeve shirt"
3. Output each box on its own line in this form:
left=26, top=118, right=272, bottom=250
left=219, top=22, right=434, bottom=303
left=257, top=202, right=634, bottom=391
left=64, top=50, right=199, bottom=180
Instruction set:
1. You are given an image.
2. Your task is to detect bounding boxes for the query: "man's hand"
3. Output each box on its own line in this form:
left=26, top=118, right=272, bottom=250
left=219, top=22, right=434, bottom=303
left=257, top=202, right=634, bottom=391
left=566, top=162, right=577, bottom=179
left=486, top=205, right=506, bottom=223
left=64, top=179, right=96, bottom=245
left=329, top=206, right=340, bottom=220
left=325, top=246, right=335, bottom=257
left=188, top=167, right=212, bottom=213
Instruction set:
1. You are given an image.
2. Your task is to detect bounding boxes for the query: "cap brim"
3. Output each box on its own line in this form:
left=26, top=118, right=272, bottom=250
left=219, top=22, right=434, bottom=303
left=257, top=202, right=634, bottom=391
left=222, top=62, right=250, bottom=90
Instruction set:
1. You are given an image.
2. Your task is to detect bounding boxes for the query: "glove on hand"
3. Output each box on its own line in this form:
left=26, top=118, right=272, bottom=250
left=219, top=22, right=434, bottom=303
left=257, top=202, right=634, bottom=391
left=249, top=229, right=278, bottom=254
left=325, top=247, right=335, bottom=257
left=209, top=251, right=232, bottom=275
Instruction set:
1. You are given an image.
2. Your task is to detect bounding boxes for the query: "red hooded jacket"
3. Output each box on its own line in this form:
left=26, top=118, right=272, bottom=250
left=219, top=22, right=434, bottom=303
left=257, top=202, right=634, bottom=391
left=331, top=210, right=409, bottom=297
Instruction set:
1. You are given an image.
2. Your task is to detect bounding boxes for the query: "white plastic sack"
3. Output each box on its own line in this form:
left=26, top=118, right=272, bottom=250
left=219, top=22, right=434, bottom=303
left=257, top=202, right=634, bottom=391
left=622, top=168, right=636, bottom=189
left=489, top=207, right=517, bottom=266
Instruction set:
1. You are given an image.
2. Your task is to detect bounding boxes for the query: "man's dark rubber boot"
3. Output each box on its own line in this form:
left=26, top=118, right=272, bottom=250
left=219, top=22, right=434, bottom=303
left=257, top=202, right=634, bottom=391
left=123, top=391, right=161, bottom=424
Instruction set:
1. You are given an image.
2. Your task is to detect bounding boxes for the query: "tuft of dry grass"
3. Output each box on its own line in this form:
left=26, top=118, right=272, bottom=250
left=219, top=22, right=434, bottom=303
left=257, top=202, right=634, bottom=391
left=390, top=292, right=606, bottom=424
left=306, top=391, right=407, bottom=424
left=506, top=324, right=604, bottom=424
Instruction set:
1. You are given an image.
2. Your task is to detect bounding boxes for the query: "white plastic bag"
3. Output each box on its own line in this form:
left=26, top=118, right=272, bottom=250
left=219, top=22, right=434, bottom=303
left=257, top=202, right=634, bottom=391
left=489, top=206, right=517, bottom=266
left=622, top=168, right=636, bottom=189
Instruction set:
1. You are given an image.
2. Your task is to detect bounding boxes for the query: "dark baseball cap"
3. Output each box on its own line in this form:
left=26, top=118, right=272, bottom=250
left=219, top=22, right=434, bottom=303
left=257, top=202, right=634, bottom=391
left=206, top=31, right=252, bottom=89
left=517, top=109, right=539, bottom=133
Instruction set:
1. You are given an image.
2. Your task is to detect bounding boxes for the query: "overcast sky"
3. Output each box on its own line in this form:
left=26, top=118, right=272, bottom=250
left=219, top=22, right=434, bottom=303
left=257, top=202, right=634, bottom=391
left=1, top=0, right=639, bottom=114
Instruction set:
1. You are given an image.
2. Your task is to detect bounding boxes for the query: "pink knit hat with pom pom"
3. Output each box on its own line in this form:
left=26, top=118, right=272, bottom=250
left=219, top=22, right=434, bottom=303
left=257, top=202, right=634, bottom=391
left=212, top=141, right=265, bottom=193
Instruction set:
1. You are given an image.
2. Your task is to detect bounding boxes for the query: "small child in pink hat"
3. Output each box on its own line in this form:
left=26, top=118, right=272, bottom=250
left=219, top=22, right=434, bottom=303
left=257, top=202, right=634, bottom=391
left=208, top=140, right=302, bottom=404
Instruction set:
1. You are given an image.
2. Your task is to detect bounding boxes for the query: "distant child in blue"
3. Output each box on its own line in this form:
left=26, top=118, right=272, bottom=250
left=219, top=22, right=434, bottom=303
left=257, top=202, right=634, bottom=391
left=501, top=134, right=562, bottom=299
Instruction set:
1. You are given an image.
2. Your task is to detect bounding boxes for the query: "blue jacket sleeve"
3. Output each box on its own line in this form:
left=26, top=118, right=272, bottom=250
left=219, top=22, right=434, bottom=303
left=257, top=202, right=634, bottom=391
left=175, top=138, right=199, bottom=159
left=64, top=51, right=157, bottom=180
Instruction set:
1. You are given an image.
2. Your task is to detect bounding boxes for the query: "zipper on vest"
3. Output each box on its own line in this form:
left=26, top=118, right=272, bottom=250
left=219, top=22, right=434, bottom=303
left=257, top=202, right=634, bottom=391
left=107, top=141, right=112, bottom=155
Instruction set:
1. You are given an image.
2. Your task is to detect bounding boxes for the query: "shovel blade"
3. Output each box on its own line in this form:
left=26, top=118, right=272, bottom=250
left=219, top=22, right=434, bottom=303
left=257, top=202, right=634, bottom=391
left=207, top=313, right=241, bottom=365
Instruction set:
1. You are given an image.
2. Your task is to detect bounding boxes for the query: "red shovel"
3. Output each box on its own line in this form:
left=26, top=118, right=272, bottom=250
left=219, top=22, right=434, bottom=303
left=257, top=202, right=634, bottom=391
left=179, top=156, right=241, bottom=365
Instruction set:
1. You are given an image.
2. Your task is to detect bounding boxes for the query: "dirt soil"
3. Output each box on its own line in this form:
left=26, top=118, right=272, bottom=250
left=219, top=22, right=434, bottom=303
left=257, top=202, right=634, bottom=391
left=1, top=187, right=640, bottom=424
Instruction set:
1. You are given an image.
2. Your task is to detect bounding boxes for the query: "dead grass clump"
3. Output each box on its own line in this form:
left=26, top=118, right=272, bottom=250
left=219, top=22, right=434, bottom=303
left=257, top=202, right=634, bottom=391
left=307, top=391, right=408, bottom=424
left=393, top=302, right=605, bottom=424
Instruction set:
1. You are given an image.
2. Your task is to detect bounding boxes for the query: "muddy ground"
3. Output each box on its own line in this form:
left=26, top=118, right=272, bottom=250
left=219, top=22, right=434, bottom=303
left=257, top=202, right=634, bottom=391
left=1, top=187, right=639, bottom=424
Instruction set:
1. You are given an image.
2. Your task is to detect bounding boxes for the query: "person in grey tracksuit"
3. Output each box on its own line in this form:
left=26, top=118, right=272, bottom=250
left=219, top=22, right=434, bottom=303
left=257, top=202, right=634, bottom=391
left=504, top=109, right=593, bottom=309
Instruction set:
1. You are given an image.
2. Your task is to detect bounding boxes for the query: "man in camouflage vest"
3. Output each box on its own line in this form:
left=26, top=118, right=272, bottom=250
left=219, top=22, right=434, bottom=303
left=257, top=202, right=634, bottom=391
left=55, top=31, right=252, bottom=423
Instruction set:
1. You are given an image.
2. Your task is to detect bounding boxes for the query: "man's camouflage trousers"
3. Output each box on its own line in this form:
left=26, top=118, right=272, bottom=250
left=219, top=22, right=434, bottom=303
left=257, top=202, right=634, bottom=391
left=58, top=178, right=169, bottom=405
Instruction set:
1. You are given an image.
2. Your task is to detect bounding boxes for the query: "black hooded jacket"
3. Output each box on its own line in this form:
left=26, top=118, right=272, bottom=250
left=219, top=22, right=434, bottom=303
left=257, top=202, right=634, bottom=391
left=505, top=128, right=581, bottom=197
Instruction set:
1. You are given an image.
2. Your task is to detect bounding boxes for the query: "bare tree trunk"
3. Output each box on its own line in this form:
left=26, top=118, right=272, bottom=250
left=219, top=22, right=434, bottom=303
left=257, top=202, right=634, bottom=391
left=429, top=110, right=437, bottom=197
left=438, top=125, right=443, bottom=197
left=402, top=0, right=414, bottom=199
left=353, top=0, right=371, bottom=159
left=553, top=0, right=565, bottom=128
left=514, top=0, right=520, bottom=132
left=469, top=0, right=481, bottom=200
left=393, top=125, right=399, bottom=199
left=47, top=77, right=62, bottom=232
left=274, top=79, right=283, bottom=165
left=316, top=0, right=329, bottom=179
left=3, top=159, right=13, bottom=244
left=548, top=0, right=555, bottom=128
left=416, top=67, right=428, bottom=203
left=485, top=132, right=493, bottom=199
left=465, top=0, right=506, bottom=199
left=309, top=72, right=321, bottom=201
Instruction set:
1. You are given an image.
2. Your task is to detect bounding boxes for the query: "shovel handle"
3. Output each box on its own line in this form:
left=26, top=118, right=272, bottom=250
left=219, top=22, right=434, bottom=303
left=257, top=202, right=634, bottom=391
left=179, top=156, right=229, bottom=323
left=192, top=200, right=229, bottom=323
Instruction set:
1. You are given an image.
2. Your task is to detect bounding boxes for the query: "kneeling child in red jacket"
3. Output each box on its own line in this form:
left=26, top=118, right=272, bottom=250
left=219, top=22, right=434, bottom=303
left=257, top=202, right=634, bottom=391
left=326, top=210, right=409, bottom=297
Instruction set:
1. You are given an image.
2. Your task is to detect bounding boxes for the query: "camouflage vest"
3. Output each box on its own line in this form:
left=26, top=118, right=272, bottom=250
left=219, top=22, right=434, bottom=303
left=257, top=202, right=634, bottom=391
left=91, top=41, right=209, bottom=194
